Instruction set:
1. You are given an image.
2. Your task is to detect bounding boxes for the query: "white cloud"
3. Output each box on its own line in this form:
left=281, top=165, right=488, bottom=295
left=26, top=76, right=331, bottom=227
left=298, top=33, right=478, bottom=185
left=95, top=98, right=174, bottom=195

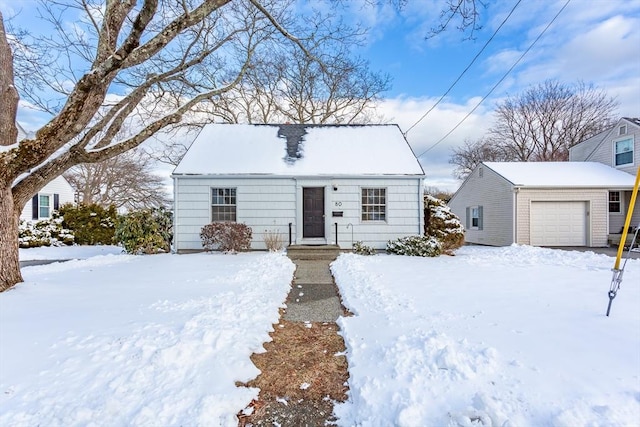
left=379, top=96, right=494, bottom=191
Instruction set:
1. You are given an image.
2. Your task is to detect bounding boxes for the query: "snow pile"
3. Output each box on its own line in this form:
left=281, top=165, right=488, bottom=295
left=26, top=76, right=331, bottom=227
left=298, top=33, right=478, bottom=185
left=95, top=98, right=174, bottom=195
left=332, top=245, right=640, bottom=426
left=1, top=251, right=295, bottom=426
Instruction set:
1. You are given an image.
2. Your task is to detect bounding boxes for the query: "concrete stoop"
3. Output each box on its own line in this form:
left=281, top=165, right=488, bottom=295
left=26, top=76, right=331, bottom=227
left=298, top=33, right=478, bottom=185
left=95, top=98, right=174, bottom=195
left=286, top=245, right=342, bottom=261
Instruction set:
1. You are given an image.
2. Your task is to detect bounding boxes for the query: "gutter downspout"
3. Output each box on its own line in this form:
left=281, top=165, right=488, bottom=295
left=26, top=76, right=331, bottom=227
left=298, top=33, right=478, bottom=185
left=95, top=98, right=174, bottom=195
left=513, top=187, right=519, bottom=244
left=172, top=175, right=178, bottom=253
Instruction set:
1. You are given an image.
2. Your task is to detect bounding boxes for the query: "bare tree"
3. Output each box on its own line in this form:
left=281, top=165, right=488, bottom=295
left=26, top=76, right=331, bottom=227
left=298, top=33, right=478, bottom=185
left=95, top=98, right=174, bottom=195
left=491, top=80, right=617, bottom=161
left=64, top=150, right=170, bottom=211
left=449, top=137, right=508, bottom=180
left=449, top=80, right=618, bottom=179
left=1, top=1, right=486, bottom=290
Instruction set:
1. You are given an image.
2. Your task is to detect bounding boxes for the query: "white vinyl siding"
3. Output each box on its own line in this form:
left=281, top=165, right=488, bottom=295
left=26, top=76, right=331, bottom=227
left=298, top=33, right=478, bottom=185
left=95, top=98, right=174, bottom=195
left=173, top=176, right=423, bottom=251
left=20, top=176, right=75, bottom=221
left=516, top=189, right=607, bottom=247
left=530, top=201, right=587, bottom=246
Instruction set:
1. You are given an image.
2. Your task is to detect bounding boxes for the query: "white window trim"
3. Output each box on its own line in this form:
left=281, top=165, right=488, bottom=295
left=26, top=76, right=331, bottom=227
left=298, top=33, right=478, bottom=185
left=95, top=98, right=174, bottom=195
left=39, top=193, right=52, bottom=219
left=609, top=191, right=623, bottom=215
left=360, top=187, right=387, bottom=223
left=613, top=135, right=634, bottom=168
left=210, top=187, right=237, bottom=222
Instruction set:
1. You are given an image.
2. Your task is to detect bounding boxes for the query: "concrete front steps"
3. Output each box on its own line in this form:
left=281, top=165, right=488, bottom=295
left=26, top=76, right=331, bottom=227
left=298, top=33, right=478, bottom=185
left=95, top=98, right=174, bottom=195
left=286, top=244, right=342, bottom=261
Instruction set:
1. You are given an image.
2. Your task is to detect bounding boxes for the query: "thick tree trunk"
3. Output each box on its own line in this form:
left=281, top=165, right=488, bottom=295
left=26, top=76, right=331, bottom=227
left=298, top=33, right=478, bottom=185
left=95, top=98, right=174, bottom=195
left=0, top=183, right=22, bottom=291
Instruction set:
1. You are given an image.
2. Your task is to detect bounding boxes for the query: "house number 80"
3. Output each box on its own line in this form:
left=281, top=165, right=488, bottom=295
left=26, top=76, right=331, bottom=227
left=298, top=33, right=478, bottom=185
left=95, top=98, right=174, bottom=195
left=334, top=201, right=342, bottom=207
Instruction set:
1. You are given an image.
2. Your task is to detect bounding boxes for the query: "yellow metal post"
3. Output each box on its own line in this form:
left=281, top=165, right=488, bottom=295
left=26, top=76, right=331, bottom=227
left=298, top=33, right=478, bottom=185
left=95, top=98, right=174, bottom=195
left=607, top=166, right=640, bottom=316
left=614, top=167, right=640, bottom=269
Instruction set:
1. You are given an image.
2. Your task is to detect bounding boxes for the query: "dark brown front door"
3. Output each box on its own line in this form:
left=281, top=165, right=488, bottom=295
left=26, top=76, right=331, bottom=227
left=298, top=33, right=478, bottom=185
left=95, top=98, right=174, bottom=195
left=303, top=187, right=325, bottom=238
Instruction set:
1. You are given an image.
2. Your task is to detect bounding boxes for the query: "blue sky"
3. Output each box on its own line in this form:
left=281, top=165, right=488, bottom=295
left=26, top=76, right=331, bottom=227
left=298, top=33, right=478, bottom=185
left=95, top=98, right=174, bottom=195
left=3, top=0, right=640, bottom=191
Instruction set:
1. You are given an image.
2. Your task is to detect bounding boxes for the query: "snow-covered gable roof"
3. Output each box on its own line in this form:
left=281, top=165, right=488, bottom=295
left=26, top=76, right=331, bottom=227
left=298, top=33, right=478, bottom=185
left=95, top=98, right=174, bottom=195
left=172, top=124, right=425, bottom=177
left=483, top=161, right=636, bottom=188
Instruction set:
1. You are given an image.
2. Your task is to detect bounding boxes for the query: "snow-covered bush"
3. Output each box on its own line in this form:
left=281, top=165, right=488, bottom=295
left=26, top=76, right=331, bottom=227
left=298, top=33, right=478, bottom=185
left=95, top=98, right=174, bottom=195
left=59, top=203, right=117, bottom=245
left=201, top=222, right=252, bottom=253
left=386, top=235, right=442, bottom=257
left=18, top=215, right=75, bottom=248
left=115, top=208, right=173, bottom=254
left=353, top=241, right=376, bottom=255
left=424, top=194, right=465, bottom=254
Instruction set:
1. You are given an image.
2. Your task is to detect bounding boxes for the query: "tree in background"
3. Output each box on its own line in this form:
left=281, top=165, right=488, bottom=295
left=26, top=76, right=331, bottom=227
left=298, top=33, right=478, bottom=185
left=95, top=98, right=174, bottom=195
left=64, top=150, right=169, bottom=211
left=450, top=80, right=618, bottom=179
left=1, top=0, right=485, bottom=290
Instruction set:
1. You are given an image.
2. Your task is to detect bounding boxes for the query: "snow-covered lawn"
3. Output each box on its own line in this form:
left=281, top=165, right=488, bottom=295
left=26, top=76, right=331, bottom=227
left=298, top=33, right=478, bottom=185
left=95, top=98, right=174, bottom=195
left=332, top=246, right=640, bottom=427
left=1, top=250, right=295, bottom=426
left=2, top=245, right=639, bottom=426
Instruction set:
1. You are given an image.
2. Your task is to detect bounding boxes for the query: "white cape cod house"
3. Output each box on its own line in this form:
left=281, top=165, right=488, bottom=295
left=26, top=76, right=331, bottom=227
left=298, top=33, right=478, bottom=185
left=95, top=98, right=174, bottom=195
left=172, top=124, right=425, bottom=251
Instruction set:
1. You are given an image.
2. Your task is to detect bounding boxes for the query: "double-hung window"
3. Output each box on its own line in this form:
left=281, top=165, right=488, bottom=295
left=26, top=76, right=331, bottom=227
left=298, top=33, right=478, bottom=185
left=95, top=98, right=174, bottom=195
left=39, top=195, right=51, bottom=219
left=466, top=205, right=483, bottom=230
left=609, top=191, right=621, bottom=213
left=361, top=188, right=386, bottom=221
left=614, top=138, right=633, bottom=166
left=211, top=188, right=236, bottom=222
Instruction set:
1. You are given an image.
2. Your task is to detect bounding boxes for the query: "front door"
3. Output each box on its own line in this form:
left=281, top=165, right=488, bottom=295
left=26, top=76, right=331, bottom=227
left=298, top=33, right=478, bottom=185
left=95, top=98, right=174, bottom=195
left=303, top=187, right=325, bottom=238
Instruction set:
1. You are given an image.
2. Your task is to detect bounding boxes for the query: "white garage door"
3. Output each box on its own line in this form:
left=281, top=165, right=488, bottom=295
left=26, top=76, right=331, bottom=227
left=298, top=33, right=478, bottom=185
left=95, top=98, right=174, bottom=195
left=530, top=201, right=587, bottom=246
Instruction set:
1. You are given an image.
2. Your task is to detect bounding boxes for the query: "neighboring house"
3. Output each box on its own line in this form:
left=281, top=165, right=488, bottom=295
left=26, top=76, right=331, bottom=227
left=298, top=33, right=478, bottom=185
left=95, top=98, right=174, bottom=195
left=448, top=162, right=637, bottom=247
left=569, top=117, right=639, bottom=176
left=15, top=123, right=76, bottom=221
left=19, top=176, right=76, bottom=222
left=172, top=123, right=425, bottom=251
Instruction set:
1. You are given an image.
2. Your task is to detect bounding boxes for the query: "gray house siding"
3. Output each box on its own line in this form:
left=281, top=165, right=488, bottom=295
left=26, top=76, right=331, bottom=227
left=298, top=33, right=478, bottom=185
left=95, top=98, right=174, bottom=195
left=570, top=118, right=640, bottom=175
left=449, top=165, right=514, bottom=246
left=174, top=176, right=423, bottom=251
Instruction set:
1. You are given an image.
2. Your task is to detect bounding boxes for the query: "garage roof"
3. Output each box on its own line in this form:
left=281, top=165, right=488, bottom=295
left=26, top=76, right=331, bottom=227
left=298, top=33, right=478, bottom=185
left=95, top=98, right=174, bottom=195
left=483, top=162, right=637, bottom=188
left=172, top=124, right=425, bottom=176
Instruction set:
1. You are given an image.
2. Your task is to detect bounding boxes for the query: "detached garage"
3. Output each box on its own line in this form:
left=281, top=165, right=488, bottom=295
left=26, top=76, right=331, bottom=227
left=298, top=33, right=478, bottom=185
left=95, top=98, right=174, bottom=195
left=448, top=162, right=637, bottom=248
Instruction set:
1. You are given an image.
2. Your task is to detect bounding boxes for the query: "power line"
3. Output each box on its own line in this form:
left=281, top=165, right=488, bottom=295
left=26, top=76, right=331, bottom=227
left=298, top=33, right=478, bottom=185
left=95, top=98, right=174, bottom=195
left=415, top=0, right=571, bottom=158
left=404, top=0, right=523, bottom=137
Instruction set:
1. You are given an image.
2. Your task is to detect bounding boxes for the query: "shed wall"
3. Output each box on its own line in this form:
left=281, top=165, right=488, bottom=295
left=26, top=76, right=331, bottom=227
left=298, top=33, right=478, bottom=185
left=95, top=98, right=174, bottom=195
left=448, top=166, right=514, bottom=246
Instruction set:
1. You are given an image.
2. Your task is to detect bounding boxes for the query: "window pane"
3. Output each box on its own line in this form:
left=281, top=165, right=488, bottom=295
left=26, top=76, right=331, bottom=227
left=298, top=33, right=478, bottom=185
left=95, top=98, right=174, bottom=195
left=211, top=188, right=237, bottom=222
left=615, top=139, right=633, bottom=166
left=361, top=188, right=386, bottom=221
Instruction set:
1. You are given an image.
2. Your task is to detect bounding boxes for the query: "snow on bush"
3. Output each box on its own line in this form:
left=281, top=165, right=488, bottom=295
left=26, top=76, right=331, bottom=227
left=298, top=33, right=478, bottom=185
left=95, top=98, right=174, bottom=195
left=424, top=194, right=465, bottom=254
left=18, top=215, right=75, bottom=248
left=353, top=241, right=376, bottom=255
left=200, top=222, right=252, bottom=253
left=386, top=235, right=442, bottom=257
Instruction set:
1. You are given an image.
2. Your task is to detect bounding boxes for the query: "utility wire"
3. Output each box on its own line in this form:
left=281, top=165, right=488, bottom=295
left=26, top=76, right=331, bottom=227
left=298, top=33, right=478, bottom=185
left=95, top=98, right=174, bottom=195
left=404, top=0, right=523, bottom=137
left=415, top=0, right=571, bottom=158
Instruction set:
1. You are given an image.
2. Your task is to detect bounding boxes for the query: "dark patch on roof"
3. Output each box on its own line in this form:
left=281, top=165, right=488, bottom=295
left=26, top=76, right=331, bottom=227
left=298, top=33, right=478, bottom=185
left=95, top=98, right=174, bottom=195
left=278, top=124, right=308, bottom=164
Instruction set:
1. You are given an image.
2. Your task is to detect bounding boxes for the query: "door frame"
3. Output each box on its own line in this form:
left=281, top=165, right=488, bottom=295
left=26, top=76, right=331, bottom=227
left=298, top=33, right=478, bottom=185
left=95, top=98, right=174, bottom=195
left=302, top=186, right=326, bottom=239
left=295, top=183, right=329, bottom=244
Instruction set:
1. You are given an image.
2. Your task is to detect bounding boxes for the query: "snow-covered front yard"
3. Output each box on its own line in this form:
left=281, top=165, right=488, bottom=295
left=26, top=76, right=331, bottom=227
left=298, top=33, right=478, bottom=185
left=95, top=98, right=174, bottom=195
left=2, top=245, right=639, bottom=426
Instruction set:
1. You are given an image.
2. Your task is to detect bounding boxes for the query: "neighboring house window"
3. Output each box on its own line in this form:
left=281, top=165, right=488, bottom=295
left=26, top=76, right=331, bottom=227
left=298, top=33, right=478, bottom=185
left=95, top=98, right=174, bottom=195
left=619, top=125, right=627, bottom=135
left=39, top=194, right=51, bottom=219
left=361, top=188, right=386, bottom=221
left=466, top=206, right=483, bottom=230
left=211, top=188, right=236, bottom=221
left=609, top=191, right=621, bottom=213
left=614, top=138, right=633, bottom=166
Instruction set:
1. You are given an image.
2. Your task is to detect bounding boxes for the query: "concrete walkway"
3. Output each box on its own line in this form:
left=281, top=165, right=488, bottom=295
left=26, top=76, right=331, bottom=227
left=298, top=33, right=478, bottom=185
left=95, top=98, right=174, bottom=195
left=283, top=246, right=344, bottom=323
